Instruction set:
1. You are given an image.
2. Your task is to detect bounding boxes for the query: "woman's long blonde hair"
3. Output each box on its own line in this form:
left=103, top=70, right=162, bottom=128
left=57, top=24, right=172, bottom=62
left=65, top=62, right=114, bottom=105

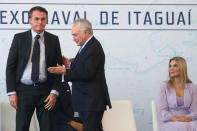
left=167, top=56, right=192, bottom=88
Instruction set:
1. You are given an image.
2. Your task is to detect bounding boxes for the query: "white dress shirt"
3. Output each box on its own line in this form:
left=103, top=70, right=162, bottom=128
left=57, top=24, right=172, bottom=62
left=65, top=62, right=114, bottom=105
left=20, top=30, right=46, bottom=84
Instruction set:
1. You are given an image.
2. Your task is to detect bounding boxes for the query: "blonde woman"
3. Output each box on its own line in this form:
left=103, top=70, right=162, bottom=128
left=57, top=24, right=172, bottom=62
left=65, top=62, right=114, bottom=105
left=158, top=56, right=197, bottom=131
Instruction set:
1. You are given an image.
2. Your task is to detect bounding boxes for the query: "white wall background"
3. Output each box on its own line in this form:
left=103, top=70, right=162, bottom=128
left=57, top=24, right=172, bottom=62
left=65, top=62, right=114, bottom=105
left=0, top=0, right=197, bottom=131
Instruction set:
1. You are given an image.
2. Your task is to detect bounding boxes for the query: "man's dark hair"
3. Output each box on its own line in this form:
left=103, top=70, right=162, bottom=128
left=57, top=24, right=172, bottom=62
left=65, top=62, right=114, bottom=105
left=28, top=6, right=48, bottom=18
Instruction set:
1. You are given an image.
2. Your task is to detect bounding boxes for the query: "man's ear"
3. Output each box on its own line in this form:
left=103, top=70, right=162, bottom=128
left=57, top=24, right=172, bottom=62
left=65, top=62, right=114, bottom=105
left=85, top=30, right=89, bottom=34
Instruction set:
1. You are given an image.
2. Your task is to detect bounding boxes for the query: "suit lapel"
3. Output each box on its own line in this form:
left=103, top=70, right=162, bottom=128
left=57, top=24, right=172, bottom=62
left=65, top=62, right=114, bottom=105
left=73, top=36, right=94, bottom=64
left=44, top=31, right=50, bottom=66
left=24, top=30, right=32, bottom=65
left=79, top=36, right=94, bottom=55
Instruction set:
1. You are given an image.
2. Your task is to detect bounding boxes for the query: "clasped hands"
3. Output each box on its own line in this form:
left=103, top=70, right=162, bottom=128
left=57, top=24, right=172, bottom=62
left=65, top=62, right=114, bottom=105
left=171, top=116, right=192, bottom=122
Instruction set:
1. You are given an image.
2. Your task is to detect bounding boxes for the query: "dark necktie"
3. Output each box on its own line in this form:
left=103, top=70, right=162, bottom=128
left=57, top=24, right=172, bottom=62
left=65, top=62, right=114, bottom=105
left=31, top=35, right=40, bottom=83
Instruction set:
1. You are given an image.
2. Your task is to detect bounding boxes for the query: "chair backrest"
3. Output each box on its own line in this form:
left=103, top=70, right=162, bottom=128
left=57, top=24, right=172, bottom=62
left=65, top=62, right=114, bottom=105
left=102, top=100, right=137, bottom=131
left=151, top=100, right=159, bottom=131
left=0, top=102, right=38, bottom=131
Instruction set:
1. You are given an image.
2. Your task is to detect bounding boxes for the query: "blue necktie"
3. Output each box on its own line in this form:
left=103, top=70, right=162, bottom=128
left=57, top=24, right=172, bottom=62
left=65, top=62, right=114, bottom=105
left=31, top=35, right=40, bottom=83
left=78, top=46, right=83, bottom=54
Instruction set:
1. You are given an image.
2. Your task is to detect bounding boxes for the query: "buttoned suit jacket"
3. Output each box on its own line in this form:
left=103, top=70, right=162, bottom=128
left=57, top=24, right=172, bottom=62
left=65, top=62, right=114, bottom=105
left=64, top=36, right=112, bottom=112
left=6, top=30, right=62, bottom=93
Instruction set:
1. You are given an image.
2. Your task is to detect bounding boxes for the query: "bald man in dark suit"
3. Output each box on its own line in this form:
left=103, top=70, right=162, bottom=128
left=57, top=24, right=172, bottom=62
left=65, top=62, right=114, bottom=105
left=48, top=19, right=111, bottom=131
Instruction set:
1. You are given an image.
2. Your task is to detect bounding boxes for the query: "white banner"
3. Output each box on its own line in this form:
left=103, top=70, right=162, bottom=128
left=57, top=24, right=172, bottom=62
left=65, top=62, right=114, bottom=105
left=0, top=1, right=197, bottom=131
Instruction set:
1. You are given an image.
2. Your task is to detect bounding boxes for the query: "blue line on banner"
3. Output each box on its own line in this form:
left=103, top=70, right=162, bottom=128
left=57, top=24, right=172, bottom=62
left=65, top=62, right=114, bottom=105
left=0, top=3, right=197, bottom=5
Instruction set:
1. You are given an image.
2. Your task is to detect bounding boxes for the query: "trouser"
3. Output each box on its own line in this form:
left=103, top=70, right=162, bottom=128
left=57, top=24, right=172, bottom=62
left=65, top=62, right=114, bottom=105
left=16, top=83, right=53, bottom=131
left=54, top=124, right=76, bottom=131
left=79, top=111, right=104, bottom=131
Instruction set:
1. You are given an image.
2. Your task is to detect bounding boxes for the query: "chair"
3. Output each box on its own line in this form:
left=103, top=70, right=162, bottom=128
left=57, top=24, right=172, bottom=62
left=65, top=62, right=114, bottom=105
left=0, top=102, right=38, bottom=131
left=151, top=100, right=159, bottom=131
left=102, top=100, right=137, bottom=131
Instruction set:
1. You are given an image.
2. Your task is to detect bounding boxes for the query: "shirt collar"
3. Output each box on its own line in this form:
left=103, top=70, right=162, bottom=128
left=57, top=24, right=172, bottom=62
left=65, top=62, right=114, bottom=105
left=80, top=35, right=93, bottom=49
left=31, top=29, right=44, bottom=39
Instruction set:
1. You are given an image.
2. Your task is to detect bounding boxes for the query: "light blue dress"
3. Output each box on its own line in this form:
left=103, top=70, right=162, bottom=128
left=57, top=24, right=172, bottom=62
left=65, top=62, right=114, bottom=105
left=158, top=82, right=197, bottom=131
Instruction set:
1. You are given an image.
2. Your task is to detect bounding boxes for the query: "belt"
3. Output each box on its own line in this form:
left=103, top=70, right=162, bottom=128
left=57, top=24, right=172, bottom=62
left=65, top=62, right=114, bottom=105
left=19, top=82, right=47, bottom=87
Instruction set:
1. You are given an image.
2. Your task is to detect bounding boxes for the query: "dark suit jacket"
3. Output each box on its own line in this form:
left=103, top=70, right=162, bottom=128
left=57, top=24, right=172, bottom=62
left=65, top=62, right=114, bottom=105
left=53, top=82, right=82, bottom=131
left=54, top=81, right=74, bottom=124
left=6, top=30, right=62, bottom=93
left=64, top=36, right=112, bottom=111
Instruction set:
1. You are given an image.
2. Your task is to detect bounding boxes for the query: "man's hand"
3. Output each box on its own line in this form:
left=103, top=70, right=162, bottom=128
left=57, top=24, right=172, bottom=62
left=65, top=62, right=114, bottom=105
left=69, top=120, right=83, bottom=131
left=44, top=94, right=56, bottom=110
left=62, top=56, right=70, bottom=67
left=48, top=64, right=66, bottom=74
left=9, top=94, right=18, bottom=109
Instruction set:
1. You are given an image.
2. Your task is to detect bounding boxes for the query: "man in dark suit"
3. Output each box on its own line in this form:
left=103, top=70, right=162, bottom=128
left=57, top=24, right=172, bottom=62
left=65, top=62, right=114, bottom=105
left=53, top=78, right=83, bottom=131
left=48, top=18, right=112, bottom=131
left=6, top=6, right=62, bottom=131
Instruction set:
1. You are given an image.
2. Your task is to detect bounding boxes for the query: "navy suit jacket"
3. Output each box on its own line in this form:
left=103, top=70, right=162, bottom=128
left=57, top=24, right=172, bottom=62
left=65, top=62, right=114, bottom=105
left=6, top=30, right=62, bottom=93
left=53, top=82, right=74, bottom=124
left=64, top=36, right=112, bottom=111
